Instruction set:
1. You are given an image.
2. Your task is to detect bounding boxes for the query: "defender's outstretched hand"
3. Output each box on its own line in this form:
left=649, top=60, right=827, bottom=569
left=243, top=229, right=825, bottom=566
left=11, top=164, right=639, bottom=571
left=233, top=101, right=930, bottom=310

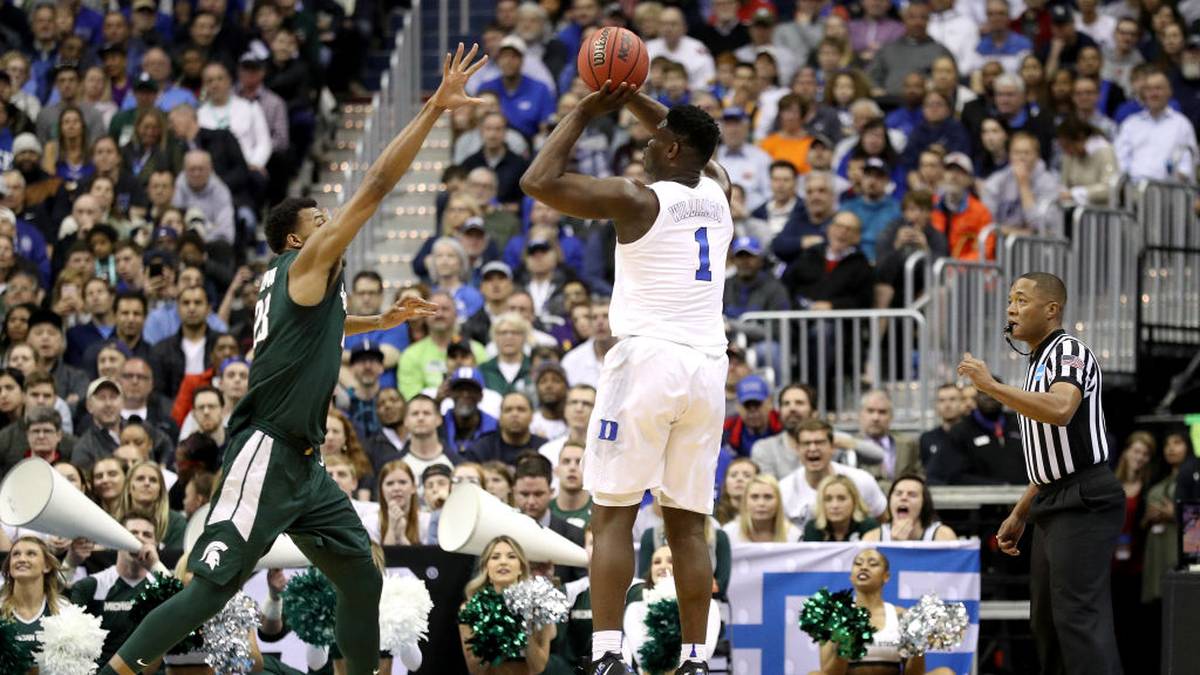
left=379, top=295, right=439, bottom=330
left=577, top=81, right=639, bottom=119
left=430, top=42, right=488, bottom=110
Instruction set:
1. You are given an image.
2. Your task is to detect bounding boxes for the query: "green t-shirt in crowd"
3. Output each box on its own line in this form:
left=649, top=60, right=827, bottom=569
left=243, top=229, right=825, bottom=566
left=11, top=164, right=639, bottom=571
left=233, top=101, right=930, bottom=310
left=69, top=567, right=152, bottom=665
left=550, top=496, right=593, bottom=530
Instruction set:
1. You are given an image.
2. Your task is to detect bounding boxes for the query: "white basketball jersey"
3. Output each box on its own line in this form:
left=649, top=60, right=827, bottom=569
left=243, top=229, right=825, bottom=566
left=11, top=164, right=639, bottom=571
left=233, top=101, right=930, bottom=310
left=609, top=176, right=733, bottom=355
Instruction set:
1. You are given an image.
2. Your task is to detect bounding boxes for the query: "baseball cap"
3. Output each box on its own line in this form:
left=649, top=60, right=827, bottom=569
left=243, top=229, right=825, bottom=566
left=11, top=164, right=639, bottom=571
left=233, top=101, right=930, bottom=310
left=498, top=35, right=527, bottom=55
left=349, top=340, right=385, bottom=364
left=810, top=132, right=834, bottom=149
left=480, top=260, right=513, bottom=279
left=461, top=216, right=486, bottom=233
left=736, top=375, right=771, bottom=405
left=526, top=238, right=552, bottom=253
left=750, top=7, right=776, bottom=25
left=448, top=366, right=485, bottom=390
left=722, top=106, right=748, bottom=121
left=732, top=236, right=763, bottom=256
left=12, top=132, right=43, bottom=157
left=239, top=42, right=270, bottom=67
left=133, top=71, right=159, bottom=92
left=28, top=309, right=63, bottom=333
left=144, top=248, right=177, bottom=268
left=52, top=61, right=81, bottom=78
left=1050, top=4, right=1072, bottom=24
left=132, top=0, right=157, bottom=11
left=421, top=463, right=453, bottom=483
left=87, top=377, right=122, bottom=399
left=153, top=226, right=179, bottom=242
left=863, top=157, right=890, bottom=174
left=943, top=152, right=974, bottom=174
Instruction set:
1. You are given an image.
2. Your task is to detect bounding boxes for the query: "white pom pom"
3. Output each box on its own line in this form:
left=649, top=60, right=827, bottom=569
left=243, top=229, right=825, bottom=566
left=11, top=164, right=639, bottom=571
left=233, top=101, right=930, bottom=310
left=35, top=604, right=108, bottom=675
left=378, top=576, right=434, bottom=654
left=642, top=576, right=678, bottom=605
left=305, top=643, right=329, bottom=670
left=398, top=640, right=424, bottom=671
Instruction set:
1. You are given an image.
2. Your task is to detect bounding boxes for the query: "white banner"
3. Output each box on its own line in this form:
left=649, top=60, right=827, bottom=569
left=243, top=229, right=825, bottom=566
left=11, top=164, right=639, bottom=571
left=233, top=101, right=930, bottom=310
left=727, top=541, right=980, bottom=675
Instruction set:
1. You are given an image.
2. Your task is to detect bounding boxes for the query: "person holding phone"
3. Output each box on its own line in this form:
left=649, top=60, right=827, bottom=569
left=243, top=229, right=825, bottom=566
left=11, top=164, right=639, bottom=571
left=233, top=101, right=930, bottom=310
left=873, top=189, right=949, bottom=309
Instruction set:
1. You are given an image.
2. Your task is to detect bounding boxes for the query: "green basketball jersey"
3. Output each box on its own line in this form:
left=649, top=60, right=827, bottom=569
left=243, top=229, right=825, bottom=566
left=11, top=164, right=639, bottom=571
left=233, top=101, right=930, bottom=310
left=69, top=567, right=148, bottom=665
left=229, top=251, right=347, bottom=451
left=5, top=600, right=47, bottom=651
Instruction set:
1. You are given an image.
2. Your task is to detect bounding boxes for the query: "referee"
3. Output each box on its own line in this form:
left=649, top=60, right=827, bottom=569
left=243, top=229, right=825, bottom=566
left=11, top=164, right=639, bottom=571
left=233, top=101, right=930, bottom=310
left=958, top=272, right=1123, bottom=675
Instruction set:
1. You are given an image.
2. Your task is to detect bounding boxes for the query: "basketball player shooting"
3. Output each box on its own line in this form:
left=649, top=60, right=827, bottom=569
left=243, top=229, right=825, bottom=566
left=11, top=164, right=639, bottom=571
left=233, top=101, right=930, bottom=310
left=98, top=44, right=486, bottom=675
left=521, top=83, right=733, bottom=675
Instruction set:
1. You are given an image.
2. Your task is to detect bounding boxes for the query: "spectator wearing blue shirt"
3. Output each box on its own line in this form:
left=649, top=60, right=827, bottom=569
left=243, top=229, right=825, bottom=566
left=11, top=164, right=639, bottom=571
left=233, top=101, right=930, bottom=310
left=841, top=158, right=902, bottom=261
left=901, top=90, right=972, bottom=170
left=555, top=0, right=600, bottom=61
left=969, top=0, right=1033, bottom=74
left=141, top=261, right=229, bottom=344
left=428, top=236, right=485, bottom=322
left=502, top=200, right=585, bottom=276
left=343, top=270, right=411, bottom=390
left=0, top=201, right=51, bottom=287
left=121, top=47, right=199, bottom=112
left=443, top=366, right=499, bottom=457
left=723, top=236, right=791, bottom=320
left=477, top=36, right=556, bottom=139
left=885, top=73, right=928, bottom=140
left=27, top=3, right=60, bottom=103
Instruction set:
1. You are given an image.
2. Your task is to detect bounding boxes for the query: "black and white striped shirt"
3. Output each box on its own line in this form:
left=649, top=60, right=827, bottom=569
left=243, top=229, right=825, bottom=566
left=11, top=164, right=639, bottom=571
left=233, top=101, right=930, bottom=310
left=1018, top=329, right=1110, bottom=485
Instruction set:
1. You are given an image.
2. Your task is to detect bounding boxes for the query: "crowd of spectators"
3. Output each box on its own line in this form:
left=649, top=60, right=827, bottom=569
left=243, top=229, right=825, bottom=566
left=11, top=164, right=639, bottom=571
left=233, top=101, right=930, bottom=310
left=3, top=0, right=1200, bottom=672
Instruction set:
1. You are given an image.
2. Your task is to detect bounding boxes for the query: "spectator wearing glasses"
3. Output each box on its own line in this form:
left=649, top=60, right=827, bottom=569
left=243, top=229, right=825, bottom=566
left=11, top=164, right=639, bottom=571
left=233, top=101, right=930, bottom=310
left=539, top=383, right=595, bottom=469
left=779, top=418, right=887, bottom=530
left=480, top=312, right=532, bottom=395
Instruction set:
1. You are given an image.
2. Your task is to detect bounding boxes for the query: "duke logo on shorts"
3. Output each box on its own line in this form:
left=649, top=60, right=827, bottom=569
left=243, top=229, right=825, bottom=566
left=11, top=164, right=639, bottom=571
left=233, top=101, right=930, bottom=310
left=584, top=175, right=733, bottom=515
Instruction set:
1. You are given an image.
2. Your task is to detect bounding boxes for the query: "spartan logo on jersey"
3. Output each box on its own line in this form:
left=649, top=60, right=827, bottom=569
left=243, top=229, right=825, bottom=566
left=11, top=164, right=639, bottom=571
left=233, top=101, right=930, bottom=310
left=597, top=419, right=619, bottom=441
left=201, top=541, right=229, bottom=570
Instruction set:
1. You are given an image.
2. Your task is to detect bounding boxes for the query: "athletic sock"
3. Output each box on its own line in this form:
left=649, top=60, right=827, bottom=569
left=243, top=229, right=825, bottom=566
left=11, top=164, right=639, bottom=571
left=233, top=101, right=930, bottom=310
left=592, top=630, right=623, bottom=661
left=680, top=642, right=707, bottom=665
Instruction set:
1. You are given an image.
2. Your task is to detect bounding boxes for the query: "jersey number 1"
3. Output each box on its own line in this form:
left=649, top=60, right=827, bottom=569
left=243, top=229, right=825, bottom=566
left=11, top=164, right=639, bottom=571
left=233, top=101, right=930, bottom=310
left=694, top=227, right=712, bottom=282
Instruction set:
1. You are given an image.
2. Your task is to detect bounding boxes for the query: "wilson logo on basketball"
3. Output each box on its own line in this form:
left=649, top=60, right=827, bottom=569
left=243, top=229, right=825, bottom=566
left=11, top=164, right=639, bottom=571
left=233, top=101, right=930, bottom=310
left=591, top=29, right=610, bottom=66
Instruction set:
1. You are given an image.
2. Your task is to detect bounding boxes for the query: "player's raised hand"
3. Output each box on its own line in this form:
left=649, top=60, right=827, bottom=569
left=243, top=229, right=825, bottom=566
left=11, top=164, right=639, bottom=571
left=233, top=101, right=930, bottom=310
left=430, top=42, right=488, bottom=111
left=577, top=80, right=638, bottom=118
left=379, top=295, right=439, bottom=330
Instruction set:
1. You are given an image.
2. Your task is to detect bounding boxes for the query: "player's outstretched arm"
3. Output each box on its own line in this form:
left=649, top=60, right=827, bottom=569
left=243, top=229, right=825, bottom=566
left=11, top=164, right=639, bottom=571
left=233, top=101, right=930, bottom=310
left=345, top=295, right=439, bottom=336
left=626, top=92, right=731, bottom=199
left=290, top=44, right=487, bottom=299
left=520, top=82, right=656, bottom=232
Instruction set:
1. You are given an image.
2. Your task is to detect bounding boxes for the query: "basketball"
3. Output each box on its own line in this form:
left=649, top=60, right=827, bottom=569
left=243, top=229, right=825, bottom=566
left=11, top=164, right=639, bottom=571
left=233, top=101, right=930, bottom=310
left=577, top=26, right=649, bottom=92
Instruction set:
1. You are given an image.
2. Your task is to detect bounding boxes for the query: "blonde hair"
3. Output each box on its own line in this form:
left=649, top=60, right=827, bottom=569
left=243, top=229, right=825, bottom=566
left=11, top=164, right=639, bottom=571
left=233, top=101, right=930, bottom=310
left=1116, top=431, right=1157, bottom=484
left=737, top=474, right=791, bottom=543
left=1, top=536, right=64, bottom=619
left=463, top=535, right=530, bottom=600
left=378, top=460, right=420, bottom=545
left=715, top=457, right=758, bottom=525
left=489, top=311, right=531, bottom=342
left=811, top=474, right=869, bottom=531
left=117, top=460, right=172, bottom=541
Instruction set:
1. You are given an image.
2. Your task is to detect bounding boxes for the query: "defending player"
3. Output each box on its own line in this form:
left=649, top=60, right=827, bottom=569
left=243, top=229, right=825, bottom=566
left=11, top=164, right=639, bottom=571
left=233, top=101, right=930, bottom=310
left=521, top=83, right=732, bottom=675
left=99, top=44, right=487, bottom=675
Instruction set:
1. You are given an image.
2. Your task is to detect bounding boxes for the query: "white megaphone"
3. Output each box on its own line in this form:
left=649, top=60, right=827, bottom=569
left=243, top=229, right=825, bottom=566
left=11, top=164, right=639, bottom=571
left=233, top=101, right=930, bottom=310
left=185, top=504, right=310, bottom=569
left=0, top=457, right=141, bottom=552
left=439, top=483, right=588, bottom=567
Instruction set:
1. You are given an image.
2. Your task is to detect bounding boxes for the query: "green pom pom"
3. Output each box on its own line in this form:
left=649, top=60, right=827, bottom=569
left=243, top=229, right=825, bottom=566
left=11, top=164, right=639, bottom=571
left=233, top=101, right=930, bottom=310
left=797, top=587, right=877, bottom=661
left=282, top=568, right=338, bottom=646
left=130, top=575, right=204, bottom=654
left=0, top=619, right=36, bottom=674
left=457, top=587, right=527, bottom=665
left=638, top=599, right=682, bottom=674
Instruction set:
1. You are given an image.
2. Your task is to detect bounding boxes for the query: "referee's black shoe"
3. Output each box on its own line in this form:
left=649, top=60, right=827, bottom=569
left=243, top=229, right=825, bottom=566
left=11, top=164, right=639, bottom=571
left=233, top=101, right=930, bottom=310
left=586, top=652, right=634, bottom=674
left=675, top=661, right=710, bottom=674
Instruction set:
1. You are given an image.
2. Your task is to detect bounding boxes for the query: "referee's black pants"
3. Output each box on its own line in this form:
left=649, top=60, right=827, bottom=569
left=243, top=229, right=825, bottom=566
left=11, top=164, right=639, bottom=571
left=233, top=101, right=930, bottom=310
left=1028, top=463, right=1125, bottom=675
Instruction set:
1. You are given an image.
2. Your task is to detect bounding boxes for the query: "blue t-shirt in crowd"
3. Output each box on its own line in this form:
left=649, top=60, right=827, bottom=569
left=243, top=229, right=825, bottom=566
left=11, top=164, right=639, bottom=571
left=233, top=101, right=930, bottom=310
left=477, top=75, right=556, bottom=138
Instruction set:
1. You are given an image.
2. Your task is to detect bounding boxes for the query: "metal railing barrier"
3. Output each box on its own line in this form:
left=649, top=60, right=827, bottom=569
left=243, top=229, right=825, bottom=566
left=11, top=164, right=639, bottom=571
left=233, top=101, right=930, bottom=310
left=736, top=309, right=932, bottom=431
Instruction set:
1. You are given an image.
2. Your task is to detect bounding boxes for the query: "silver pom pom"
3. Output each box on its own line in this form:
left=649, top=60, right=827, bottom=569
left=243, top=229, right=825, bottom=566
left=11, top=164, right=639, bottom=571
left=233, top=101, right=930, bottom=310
left=503, top=576, right=570, bottom=632
left=897, top=593, right=969, bottom=658
left=203, top=592, right=261, bottom=675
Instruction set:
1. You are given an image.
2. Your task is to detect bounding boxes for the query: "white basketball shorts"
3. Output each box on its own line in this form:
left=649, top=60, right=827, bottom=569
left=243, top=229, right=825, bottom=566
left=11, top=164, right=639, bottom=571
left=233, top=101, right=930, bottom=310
left=583, top=335, right=728, bottom=515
